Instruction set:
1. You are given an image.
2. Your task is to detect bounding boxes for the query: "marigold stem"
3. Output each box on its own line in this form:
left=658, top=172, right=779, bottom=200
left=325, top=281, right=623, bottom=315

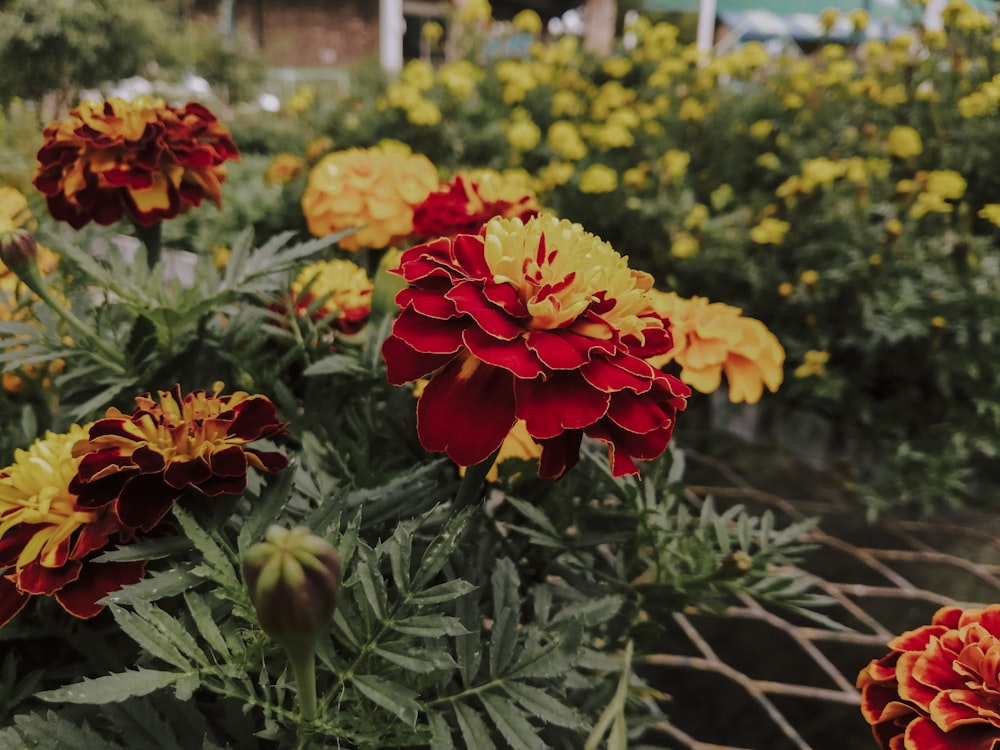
left=453, top=447, right=501, bottom=512
left=284, top=638, right=318, bottom=723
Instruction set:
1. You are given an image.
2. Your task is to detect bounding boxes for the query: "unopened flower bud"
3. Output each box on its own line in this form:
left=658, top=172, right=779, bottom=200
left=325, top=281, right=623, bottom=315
left=243, top=525, right=341, bottom=645
left=0, top=228, right=38, bottom=275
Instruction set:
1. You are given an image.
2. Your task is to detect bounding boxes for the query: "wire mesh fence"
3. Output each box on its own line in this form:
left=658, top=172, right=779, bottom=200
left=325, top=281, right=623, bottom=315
left=640, top=445, right=1000, bottom=750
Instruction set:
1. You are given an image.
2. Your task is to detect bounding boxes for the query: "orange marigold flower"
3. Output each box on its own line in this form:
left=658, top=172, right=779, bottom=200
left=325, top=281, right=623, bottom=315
left=291, top=258, right=373, bottom=334
left=0, top=425, right=144, bottom=627
left=301, top=145, right=439, bottom=252
left=381, top=214, right=690, bottom=479
left=266, top=153, right=306, bottom=185
left=33, top=97, right=239, bottom=229
left=647, top=292, right=785, bottom=404
left=70, top=384, right=289, bottom=533
left=412, top=170, right=540, bottom=241
left=858, top=605, right=1000, bottom=749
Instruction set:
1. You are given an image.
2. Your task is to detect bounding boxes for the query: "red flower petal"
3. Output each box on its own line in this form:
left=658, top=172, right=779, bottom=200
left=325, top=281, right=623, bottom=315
left=537, top=431, right=584, bottom=479
left=116, top=474, right=183, bottom=532
left=229, top=397, right=287, bottom=441
left=417, top=356, right=516, bottom=467
left=904, top=716, right=998, bottom=750
left=163, top=455, right=214, bottom=489
left=515, top=373, right=610, bottom=439
left=391, top=308, right=466, bottom=355
left=382, top=335, right=456, bottom=386
left=582, top=355, right=656, bottom=394
left=448, top=282, right=523, bottom=340
left=0, top=575, right=30, bottom=628
left=463, top=327, right=546, bottom=379
left=54, top=560, right=146, bottom=619
left=17, top=558, right=82, bottom=596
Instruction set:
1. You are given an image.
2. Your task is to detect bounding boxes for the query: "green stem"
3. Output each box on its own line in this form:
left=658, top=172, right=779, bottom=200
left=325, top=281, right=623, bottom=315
left=453, top=447, right=501, bottom=513
left=133, top=220, right=162, bottom=269
left=14, top=262, right=126, bottom=374
left=284, top=638, right=318, bottom=722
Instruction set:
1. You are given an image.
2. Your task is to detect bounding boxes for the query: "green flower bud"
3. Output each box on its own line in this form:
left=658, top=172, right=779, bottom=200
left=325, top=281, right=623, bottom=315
left=0, top=228, right=39, bottom=275
left=243, top=525, right=341, bottom=645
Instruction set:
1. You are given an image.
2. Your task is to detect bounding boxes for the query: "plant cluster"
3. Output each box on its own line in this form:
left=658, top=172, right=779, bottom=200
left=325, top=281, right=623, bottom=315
left=0, top=79, right=824, bottom=749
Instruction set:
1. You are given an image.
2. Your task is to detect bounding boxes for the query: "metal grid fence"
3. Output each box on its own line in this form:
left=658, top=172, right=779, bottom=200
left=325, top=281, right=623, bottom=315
left=638, top=447, right=1000, bottom=750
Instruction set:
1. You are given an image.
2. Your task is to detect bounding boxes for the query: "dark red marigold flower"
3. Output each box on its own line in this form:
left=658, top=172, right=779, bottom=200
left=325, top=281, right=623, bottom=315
left=858, top=604, right=1000, bottom=750
left=33, top=97, right=239, bottom=229
left=381, top=214, right=690, bottom=479
left=0, top=425, right=144, bottom=627
left=412, top=170, right=540, bottom=241
left=70, top=383, right=288, bottom=533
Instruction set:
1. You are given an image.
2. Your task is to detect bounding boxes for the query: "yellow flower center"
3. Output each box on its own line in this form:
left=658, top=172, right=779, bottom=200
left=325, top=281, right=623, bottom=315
left=482, top=215, right=657, bottom=342
left=0, top=425, right=95, bottom=570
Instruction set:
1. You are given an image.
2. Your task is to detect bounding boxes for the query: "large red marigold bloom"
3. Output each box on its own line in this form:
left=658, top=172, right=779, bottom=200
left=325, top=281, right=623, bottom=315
left=69, top=384, right=288, bottom=533
left=0, top=425, right=144, bottom=627
left=412, top=169, right=540, bottom=241
left=858, top=604, right=1000, bottom=749
left=33, top=97, right=239, bottom=229
left=381, top=214, right=690, bottom=479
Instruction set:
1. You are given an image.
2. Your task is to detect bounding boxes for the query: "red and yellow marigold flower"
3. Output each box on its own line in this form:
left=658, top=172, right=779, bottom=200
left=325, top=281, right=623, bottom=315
left=647, top=292, right=785, bottom=404
left=301, top=144, right=439, bottom=251
left=0, top=425, right=144, bottom=627
left=70, top=384, right=289, bottom=533
left=412, top=170, right=540, bottom=241
left=381, top=214, right=690, bottom=479
left=33, top=97, right=239, bottom=229
left=858, top=604, right=1000, bottom=750
left=290, top=258, right=373, bottom=334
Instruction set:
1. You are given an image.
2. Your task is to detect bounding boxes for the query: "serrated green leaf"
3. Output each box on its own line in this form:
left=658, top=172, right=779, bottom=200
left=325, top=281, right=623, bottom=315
left=412, top=507, right=475, bottom=590
left=550, top=595, right=623, bottom=628
left=491, top=558, right=520, bottom=615
left=131, top=599, right=209, bottom=667
left=6, top=711, right=121, bottom=750
left=36, top=669, right=183, bottom=705
left=509, top=634, right=577, bottom=680
left=454, top=702, right=494, bottom=750
left=352, top=674, right=420, bottom=727
left=503, top=681, right=585, bottom=730
left=455, top=593, right=482, bottom=687
left=374, top=643, right=457, bottom=673
left=184, top=592, right=231, bottom=660
left=409, top=579, right=477, bottom=605
left=237, top=468, right=295, bottom=554
left=504, top=495, right=561, bottom=536
left=428, top=712, right=455, bottom=750
left=356, top=542, right=388, bottom=620
left=303, top=353, right=367, bottom=376
left=392, top=614, right=468, bottom=637
left=172, top=507, right=239, bottom=587
left=480, top=693, right=545, bottom=750
left=584, top=640, right=633, bottom=750
left=110, top=604, right=193, bottom=670
left=102, top=565, right=200, bottom=605
left=386, top=523, right=413, bottom=595
left=93, top=535, right=193, bottom=563
left=489, top=607, right=518, bottom=678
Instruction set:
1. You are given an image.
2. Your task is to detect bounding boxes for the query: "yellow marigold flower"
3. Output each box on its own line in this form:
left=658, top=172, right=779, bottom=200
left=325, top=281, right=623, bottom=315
left=301, top=145, right=439, bottom=251
left=212, top=244, right=230, bottom=271
left=978, top=204, right=1000, bottom=226
left=711, top=184, right=734, bottom=210
left=784, top=93, right=804, bottom=110
left=437, top=60, right=482, bottom=101
left=887, top=126, right=922, bottom=159
left=0, top=425, right=147, bottom=625
left=406, top=98, right=443, bottom=127
left=820, top=8, right=840, bottom=32
left=421, top=20, right=443, bottom=44
left=305, top=136, right=333, bottom=162
left=578, top=164, right=618, bottom=194
left=551, top=90, right=584, bottom=118
left=402, top=60, right=435, bottom=91
left=749, top=120, right=773, bottom=139
left=583, top=122, right=634, bottom=151
left=684, top=204, right=709, bottom=232
left=756, top=152, right=781, bottom=170
left=930, top=315, right=946, bottom=329
left=848, top=9, right=869, bottom=30
left=291, top=258, right=373, bottom=334
left=896, top=178, right=919, bottom=196
left=265, top=153, right=306, bottom=186
left=288, top=85, right=316, bottom=115
left=512, top=9, right=542, bottom=35
left=679, top=98, right=706, bottom=121
left=910, top=193, right=953, bottom=219
left=538, top=161, right=574, bottom=190
left=778, top=282, right=794, bottom=298
left=670, top=232, right=699, bottom=258
left=800, top=269, right=819, bottom=286
left=794, top=350, right=829, bottom=378
left=750, top=217, right=791, bottom=245
left=648, top=292, right=785, bottom=404
left=622, top=163, right=649, bottom=190
left=659, top=149, right=690, bottom=181
left=801, top=157, right=845, bottom=192
left=925, top=170, right=967, bottom=200
left=506, top=117, right=542, bottom=153
left=885, top=218, right=904, bottom=236
left=547, top=121, right=588, bottom=161
left=602, top=57, right=633, bottom=79
left=457, top=0, right=491, bottom=24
